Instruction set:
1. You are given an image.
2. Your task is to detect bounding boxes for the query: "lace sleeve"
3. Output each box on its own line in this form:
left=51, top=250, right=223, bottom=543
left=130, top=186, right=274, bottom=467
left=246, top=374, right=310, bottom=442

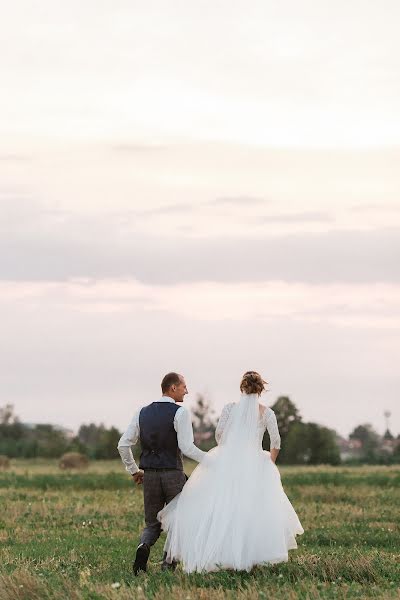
left=266, top=408, right=281, bottom=450
left=215, top=403, right=234, bottom=445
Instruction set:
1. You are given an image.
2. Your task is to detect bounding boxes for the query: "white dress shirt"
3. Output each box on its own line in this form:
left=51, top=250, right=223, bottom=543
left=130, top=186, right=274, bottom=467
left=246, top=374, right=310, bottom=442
left=117, top=396, right=206, bottom=475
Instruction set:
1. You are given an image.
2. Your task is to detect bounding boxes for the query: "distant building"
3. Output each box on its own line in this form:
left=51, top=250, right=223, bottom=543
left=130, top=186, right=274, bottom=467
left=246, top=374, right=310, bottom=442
left=336, top=435, right=363, bottom=461
left=337, top=431, right=399, bottom=461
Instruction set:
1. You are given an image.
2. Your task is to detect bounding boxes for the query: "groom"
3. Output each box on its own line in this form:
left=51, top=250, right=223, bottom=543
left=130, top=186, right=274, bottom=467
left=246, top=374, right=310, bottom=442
left=118, top=372, right=205, bottom=575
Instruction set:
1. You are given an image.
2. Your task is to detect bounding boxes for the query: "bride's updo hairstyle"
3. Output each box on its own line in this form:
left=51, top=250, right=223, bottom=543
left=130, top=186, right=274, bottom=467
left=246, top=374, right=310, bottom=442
left=240, top=371, right=267, bottom=395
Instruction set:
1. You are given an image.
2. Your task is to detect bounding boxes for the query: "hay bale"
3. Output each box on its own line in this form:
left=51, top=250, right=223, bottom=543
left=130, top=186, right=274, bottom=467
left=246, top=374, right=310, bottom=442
left=0, top=455, right=10, bottom=470
left=59, top=452, right=89, bottom=470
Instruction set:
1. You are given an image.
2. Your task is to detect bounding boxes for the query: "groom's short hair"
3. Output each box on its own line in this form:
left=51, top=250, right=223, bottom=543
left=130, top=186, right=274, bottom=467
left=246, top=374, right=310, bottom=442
left=161, top=372, right=181, bottom=393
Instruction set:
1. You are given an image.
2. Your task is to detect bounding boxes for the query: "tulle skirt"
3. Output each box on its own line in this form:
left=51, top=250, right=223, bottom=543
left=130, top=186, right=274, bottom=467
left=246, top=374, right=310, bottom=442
left=158, top=445, right=304, bottom=573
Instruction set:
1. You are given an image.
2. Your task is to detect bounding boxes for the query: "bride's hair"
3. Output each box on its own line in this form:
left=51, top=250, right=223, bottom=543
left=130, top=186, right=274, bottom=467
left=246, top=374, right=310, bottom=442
left=240, top=371, right=267, bottom=395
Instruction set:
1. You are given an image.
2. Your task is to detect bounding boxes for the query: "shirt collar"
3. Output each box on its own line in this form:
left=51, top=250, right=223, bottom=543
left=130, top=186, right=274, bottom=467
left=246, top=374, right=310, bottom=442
left=159, top=396, right=177, bottom=404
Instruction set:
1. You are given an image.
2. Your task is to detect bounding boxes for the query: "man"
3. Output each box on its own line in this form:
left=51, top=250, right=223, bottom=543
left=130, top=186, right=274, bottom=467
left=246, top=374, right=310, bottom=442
left=118, top=372, right=205, bottom=575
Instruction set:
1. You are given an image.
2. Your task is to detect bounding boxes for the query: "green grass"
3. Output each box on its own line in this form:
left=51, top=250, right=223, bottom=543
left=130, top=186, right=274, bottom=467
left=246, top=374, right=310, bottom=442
left=0, top=460, right=399, bottom=599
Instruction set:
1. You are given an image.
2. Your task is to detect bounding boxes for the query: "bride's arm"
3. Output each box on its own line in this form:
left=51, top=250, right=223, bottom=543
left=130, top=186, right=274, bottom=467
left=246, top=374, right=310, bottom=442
left=215, top=403, right=234, bottom=444
left=266, top=409, right=281, bottom=463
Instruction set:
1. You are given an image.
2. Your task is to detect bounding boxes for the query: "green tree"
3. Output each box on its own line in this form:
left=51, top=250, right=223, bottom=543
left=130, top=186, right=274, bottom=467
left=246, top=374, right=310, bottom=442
left=263, top=395, right=302, bottom=453
left=279, top=421, right=309, bottom=464
left=271, top=396, right=302, bottom=443
left=77, top=423, right=121, bottom=459
left=392, top=436, right=400, bottom=463
left=279, top=421, right=340, bottom=465
left=349, top=423, right=380, bottom=462
left=32, top=424, right=70, bottom=458
left=0, top=404, right=26, bottom=457
left=305, top=422, right=341, bottom=465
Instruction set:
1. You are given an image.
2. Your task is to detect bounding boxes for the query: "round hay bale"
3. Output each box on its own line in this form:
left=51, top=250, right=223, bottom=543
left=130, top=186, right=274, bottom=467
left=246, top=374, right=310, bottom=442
left=0, top=455, right=10, bottom=470
left=59, top=452, right=89, bottom=470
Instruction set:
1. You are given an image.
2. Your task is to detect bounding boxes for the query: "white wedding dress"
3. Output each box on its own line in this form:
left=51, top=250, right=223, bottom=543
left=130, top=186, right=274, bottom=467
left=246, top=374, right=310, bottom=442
left=157, top=393, right=304, bottom=573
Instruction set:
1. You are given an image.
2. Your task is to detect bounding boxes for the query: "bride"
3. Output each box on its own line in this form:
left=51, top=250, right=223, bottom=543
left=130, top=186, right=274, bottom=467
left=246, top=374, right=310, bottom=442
left=158, top=371, right=304, bottom=573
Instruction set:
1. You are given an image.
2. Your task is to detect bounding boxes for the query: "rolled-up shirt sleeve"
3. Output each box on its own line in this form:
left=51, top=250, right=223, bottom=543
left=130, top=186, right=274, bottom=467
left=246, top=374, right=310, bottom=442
left=117, top=409, right=141, bottom=475
left=175, top=406, right=206, bottom=463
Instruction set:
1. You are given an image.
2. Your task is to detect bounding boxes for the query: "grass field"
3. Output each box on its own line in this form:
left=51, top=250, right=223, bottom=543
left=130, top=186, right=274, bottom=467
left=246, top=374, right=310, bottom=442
left=0, top=460, right=399, bottom=600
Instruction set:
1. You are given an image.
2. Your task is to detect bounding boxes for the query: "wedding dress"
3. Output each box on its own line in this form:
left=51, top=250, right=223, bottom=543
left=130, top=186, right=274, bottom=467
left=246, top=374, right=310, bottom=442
left=157, top=393, right=304, bottom=573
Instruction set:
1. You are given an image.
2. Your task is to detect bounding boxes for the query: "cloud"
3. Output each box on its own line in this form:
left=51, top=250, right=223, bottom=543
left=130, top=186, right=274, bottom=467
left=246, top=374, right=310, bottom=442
left=0, top=154, right=32, bottom=162
left=139, top=203, right=194, bottom=216
left=259, top=211, right=333, bottom=223
left=351, top=203, right=400, bottom=213
left=2, top=279, right=399, bottom=329
left=134, top=196, right=269, bottom=216
left=0, top=209, right=399, bottom=284
left=111, top=142, right=170, bottom=154
left=207, top=196, right=268, bottom=207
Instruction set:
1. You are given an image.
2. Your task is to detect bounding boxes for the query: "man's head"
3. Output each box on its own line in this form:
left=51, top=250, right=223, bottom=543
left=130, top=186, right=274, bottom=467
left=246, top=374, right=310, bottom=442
left=161, top=372, right=188, bottom=403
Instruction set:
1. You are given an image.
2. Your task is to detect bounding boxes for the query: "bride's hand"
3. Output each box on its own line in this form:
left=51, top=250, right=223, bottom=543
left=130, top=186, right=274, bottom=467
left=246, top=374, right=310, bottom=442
left=270, top=448, right=279, bottom=464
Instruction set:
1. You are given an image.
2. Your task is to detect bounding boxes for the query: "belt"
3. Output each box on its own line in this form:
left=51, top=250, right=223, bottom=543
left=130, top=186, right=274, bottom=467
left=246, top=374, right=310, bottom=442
left=143, top=468, right=181, bottom=472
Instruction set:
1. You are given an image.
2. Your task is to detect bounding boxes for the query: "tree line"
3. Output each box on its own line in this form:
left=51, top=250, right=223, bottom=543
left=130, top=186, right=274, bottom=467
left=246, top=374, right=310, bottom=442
left=0, top=398, right=399, bottom=464
left=0, top=405, right=121, bottom=459
left=191, top=395, right=400, bottom=465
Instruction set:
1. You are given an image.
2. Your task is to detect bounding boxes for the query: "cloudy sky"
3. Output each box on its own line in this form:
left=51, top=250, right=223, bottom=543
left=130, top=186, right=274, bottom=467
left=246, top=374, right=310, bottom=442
left=1, top=1, right=399, bottom=437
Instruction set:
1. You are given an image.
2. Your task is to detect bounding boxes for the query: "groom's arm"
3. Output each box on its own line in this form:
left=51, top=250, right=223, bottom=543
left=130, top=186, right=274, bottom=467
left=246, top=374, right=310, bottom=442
left=175, top=406, right=206, bottom=463
left=117, top=409, right=141, bottom=475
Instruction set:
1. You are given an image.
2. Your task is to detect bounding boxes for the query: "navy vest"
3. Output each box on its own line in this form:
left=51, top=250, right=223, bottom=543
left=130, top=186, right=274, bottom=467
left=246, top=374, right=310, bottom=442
left=139, top=402, right=184, bottom=470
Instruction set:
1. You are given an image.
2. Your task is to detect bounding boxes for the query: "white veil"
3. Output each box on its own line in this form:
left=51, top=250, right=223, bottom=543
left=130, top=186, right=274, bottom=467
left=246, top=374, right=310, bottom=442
left=218, top=392, right=261, bottom=455
left=159, top=392, right=301, bottom=572
left=161, top=393, right=269, bottom=567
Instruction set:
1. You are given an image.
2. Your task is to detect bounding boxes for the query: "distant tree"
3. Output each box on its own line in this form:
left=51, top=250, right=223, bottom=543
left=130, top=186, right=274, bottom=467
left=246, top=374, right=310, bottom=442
left=77, top=423, right=121, bottom=459
left=304, top=423, right=341, bottom=465
left=96, top=426, right=122, bottom=459
left=0, top=405, right=25, bottom=457
left=78, top=423, right=103, bottom=449
left=383, top=428, right=394, bottom=440
left=263, top=396, right=302, bottom=453
left=270, top=396, right=302, bottom=443
left=349, top=423, right=380, bottom=461
left=191, top=394, right=216, bottom=451
left=32, top=424, right=70, bottom=458
left=0, top=404, right=19, bottom=425
left=279, top=421, right=309, bottom=464
left=392, top=437, right=400, bottom=463
left=278, top=421, right=340, bottom=465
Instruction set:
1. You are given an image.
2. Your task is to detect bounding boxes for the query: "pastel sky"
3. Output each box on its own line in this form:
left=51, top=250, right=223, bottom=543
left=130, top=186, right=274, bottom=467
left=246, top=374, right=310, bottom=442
left=1, top=1, right=399, bottom=437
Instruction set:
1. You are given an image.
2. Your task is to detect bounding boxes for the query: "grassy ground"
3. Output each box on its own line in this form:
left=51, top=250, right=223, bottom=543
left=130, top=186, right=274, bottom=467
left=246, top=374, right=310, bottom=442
left=0, top=460, right=399, bottom=599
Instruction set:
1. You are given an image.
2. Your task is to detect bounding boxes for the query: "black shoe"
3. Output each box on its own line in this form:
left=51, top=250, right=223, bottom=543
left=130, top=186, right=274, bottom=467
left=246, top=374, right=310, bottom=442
left=161, top=552, right=177, bottom=571
left=133, top=543, right=150, bottom=575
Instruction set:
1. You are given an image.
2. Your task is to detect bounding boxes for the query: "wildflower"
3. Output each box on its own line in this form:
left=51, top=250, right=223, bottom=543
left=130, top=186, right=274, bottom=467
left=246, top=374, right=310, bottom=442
left=278, top=574, right=283, bottom=578
left=111, top=582, right=121, bottom=589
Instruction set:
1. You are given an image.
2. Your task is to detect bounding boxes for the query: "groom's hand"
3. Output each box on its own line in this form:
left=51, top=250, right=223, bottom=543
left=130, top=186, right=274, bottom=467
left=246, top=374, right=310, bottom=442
left=132, top=470, right=144, bottom=485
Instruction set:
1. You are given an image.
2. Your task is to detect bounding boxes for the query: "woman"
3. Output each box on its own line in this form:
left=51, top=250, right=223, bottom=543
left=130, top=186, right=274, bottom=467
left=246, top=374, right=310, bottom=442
left=158, top=371, right=304, bottom=573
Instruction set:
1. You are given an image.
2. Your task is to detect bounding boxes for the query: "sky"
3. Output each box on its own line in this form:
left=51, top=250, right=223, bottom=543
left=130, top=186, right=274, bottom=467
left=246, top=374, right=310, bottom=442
left=0, top=0, right=399, bottom=437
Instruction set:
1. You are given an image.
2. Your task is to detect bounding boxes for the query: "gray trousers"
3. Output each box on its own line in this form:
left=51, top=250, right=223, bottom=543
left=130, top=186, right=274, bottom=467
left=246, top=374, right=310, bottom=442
left=140, top=469, right=187, bottom=547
